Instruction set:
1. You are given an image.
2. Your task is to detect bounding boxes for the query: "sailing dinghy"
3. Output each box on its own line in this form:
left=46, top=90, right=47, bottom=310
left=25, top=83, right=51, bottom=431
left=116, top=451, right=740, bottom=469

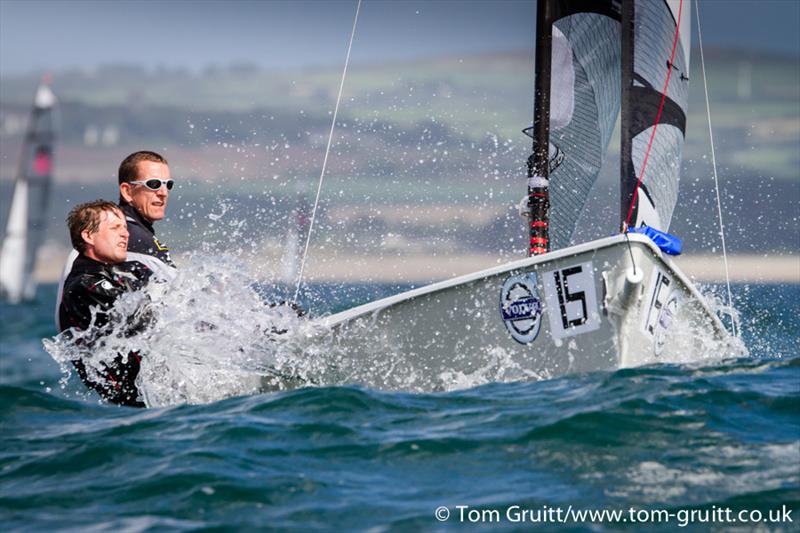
left=290, top=0, right=730, bottom=385
left=0, top=80, right=57, bottom=304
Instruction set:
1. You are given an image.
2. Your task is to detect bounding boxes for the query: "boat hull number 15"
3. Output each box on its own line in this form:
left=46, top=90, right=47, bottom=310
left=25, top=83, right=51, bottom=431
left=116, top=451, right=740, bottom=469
left=543, top=261, right=601, bottom=340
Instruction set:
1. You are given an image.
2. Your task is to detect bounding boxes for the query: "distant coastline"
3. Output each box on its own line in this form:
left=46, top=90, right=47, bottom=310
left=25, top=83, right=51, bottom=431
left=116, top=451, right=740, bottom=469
left=35, top=245, right=799, bottom=284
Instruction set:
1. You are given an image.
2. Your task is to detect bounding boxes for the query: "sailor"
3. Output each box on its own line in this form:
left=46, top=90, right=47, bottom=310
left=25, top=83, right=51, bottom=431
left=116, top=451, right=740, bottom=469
left=58, top=200, right=153, bottom=407
left=117, top=150, right=175, bottom=270
left=55, top=150, right=176, bottom=329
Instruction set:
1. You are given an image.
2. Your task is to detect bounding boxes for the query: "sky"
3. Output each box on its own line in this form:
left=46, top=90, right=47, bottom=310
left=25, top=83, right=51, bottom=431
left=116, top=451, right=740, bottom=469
left=1, top=0, right=799, bottom=76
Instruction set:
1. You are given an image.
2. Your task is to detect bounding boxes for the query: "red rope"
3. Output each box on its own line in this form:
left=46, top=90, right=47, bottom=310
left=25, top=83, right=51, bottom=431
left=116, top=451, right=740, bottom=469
left=624, top=0, right=684, bottom=228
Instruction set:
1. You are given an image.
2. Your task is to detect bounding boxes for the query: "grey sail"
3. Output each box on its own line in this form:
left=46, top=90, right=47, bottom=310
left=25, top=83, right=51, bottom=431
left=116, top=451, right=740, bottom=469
left=0, top=81, right=57, bottom=303
left=531, top=1, right=622, bottom=250
left=621, top=0, right=691, bottom=231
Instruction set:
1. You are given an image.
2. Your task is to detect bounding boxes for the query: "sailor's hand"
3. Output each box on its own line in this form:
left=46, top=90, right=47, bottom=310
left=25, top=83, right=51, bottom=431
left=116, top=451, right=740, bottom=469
left=269, top=300, right=306, bottom=317
left=194, top=320, right=217, bottom=332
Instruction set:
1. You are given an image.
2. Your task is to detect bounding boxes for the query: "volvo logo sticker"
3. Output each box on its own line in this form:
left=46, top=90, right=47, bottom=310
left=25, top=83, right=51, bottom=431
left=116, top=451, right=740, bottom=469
left=500, top=273, right=543, bottom=344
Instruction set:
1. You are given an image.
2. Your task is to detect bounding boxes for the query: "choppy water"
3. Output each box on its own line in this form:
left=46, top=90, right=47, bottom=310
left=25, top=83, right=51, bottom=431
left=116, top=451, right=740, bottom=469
left=1, top=281, right=798, bottom=531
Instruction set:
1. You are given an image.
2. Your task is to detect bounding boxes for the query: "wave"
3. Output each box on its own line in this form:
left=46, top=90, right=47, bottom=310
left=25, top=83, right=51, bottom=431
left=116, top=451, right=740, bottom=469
left=2, top=355, right=797, bottom=531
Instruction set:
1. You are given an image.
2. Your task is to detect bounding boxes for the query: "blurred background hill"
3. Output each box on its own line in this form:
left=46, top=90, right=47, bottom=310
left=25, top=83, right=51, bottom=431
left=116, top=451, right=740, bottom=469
left=0, top=0, right=797, bottom=282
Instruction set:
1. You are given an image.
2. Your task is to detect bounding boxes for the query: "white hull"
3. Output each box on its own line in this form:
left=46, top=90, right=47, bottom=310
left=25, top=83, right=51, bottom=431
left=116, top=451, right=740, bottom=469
left=308, top=234, right=727, bottom=388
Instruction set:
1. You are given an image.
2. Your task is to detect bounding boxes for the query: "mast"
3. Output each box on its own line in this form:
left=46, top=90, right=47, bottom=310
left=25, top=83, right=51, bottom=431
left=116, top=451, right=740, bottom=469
left=527, top=0, right=552, bottom=256
left=526, top=1, right=622, bottom=252
left=620, top=0, right=635, bottom=231
left=0, top=79, right=57, bottom=303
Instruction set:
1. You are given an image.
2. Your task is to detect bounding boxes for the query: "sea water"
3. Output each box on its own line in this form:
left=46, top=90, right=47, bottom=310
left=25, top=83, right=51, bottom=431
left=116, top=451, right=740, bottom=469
left=1, top=272, right=797, bottom=531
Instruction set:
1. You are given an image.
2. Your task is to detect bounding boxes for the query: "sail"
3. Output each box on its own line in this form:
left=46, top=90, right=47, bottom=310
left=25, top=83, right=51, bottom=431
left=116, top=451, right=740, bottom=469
left=621, top=0, right=691, bottom=231
left=0, top=82, right=57, bottom=303
left=531, top=0, right=622, bottom=250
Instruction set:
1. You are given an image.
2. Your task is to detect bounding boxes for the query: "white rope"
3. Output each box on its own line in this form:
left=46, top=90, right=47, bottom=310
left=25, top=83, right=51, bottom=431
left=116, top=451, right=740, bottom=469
left=293, top=0, right=362, bottom=302
left=695, top=0, right=736, bottom=337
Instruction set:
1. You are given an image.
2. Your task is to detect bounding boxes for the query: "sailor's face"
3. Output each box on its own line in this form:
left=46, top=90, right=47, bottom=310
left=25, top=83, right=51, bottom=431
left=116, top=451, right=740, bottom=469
left=84, top=209, right=129, bottom=264
left=122, top=161, right=171, bottom=222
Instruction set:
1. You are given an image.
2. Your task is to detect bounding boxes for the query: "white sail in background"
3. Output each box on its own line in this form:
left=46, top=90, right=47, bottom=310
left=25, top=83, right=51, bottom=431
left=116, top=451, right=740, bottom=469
left=0, top=81, right=57, bottom=303
left=279, top=190, right=309, bottom=284
left=280, top=227, right=300, bottom=284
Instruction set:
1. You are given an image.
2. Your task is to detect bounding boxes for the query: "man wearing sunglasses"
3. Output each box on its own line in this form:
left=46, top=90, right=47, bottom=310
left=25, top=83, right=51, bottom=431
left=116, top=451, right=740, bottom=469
left=117, top=150, right=175, bottom=270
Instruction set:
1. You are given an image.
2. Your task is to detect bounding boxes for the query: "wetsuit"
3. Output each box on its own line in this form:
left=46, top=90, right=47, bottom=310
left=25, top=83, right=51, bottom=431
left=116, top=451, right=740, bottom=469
left=56, top=203, right=175, bottom=330
left=58, top=255, right=152, bottom=407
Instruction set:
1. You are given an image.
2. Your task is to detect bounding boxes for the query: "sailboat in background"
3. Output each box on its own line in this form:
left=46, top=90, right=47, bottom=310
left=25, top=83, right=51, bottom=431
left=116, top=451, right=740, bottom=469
left=305, top=0, right=729, bottom=385
left=0, top=79, right=57, bottom=304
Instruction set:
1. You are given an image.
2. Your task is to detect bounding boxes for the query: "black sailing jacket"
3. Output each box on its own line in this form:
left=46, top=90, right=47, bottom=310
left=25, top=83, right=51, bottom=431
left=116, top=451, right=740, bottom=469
left=59, top=255, right=152, bottom=407
left=120, top=202, right=175, bottom=267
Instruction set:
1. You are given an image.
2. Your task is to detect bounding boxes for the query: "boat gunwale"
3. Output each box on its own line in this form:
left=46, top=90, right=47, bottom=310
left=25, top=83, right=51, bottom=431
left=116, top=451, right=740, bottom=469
left=320, top=233, right=728, bottom=338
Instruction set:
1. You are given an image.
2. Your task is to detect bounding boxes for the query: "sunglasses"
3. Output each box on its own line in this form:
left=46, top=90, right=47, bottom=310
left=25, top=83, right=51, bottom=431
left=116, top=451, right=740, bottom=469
left=130, top=179, right=175, bottom=191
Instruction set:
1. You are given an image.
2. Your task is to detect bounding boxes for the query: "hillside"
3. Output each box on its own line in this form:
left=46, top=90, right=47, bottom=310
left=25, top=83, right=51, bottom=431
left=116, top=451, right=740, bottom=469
left=0, top=49, right=797, bottom=263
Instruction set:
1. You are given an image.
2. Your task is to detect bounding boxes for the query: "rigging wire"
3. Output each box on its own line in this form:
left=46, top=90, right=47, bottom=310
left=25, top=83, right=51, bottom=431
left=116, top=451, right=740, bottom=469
left=695, top=0, right=736, bottom=337
left=293, top=0, right=362, bottom=302
left=624, top=233, right=637, bottom=276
